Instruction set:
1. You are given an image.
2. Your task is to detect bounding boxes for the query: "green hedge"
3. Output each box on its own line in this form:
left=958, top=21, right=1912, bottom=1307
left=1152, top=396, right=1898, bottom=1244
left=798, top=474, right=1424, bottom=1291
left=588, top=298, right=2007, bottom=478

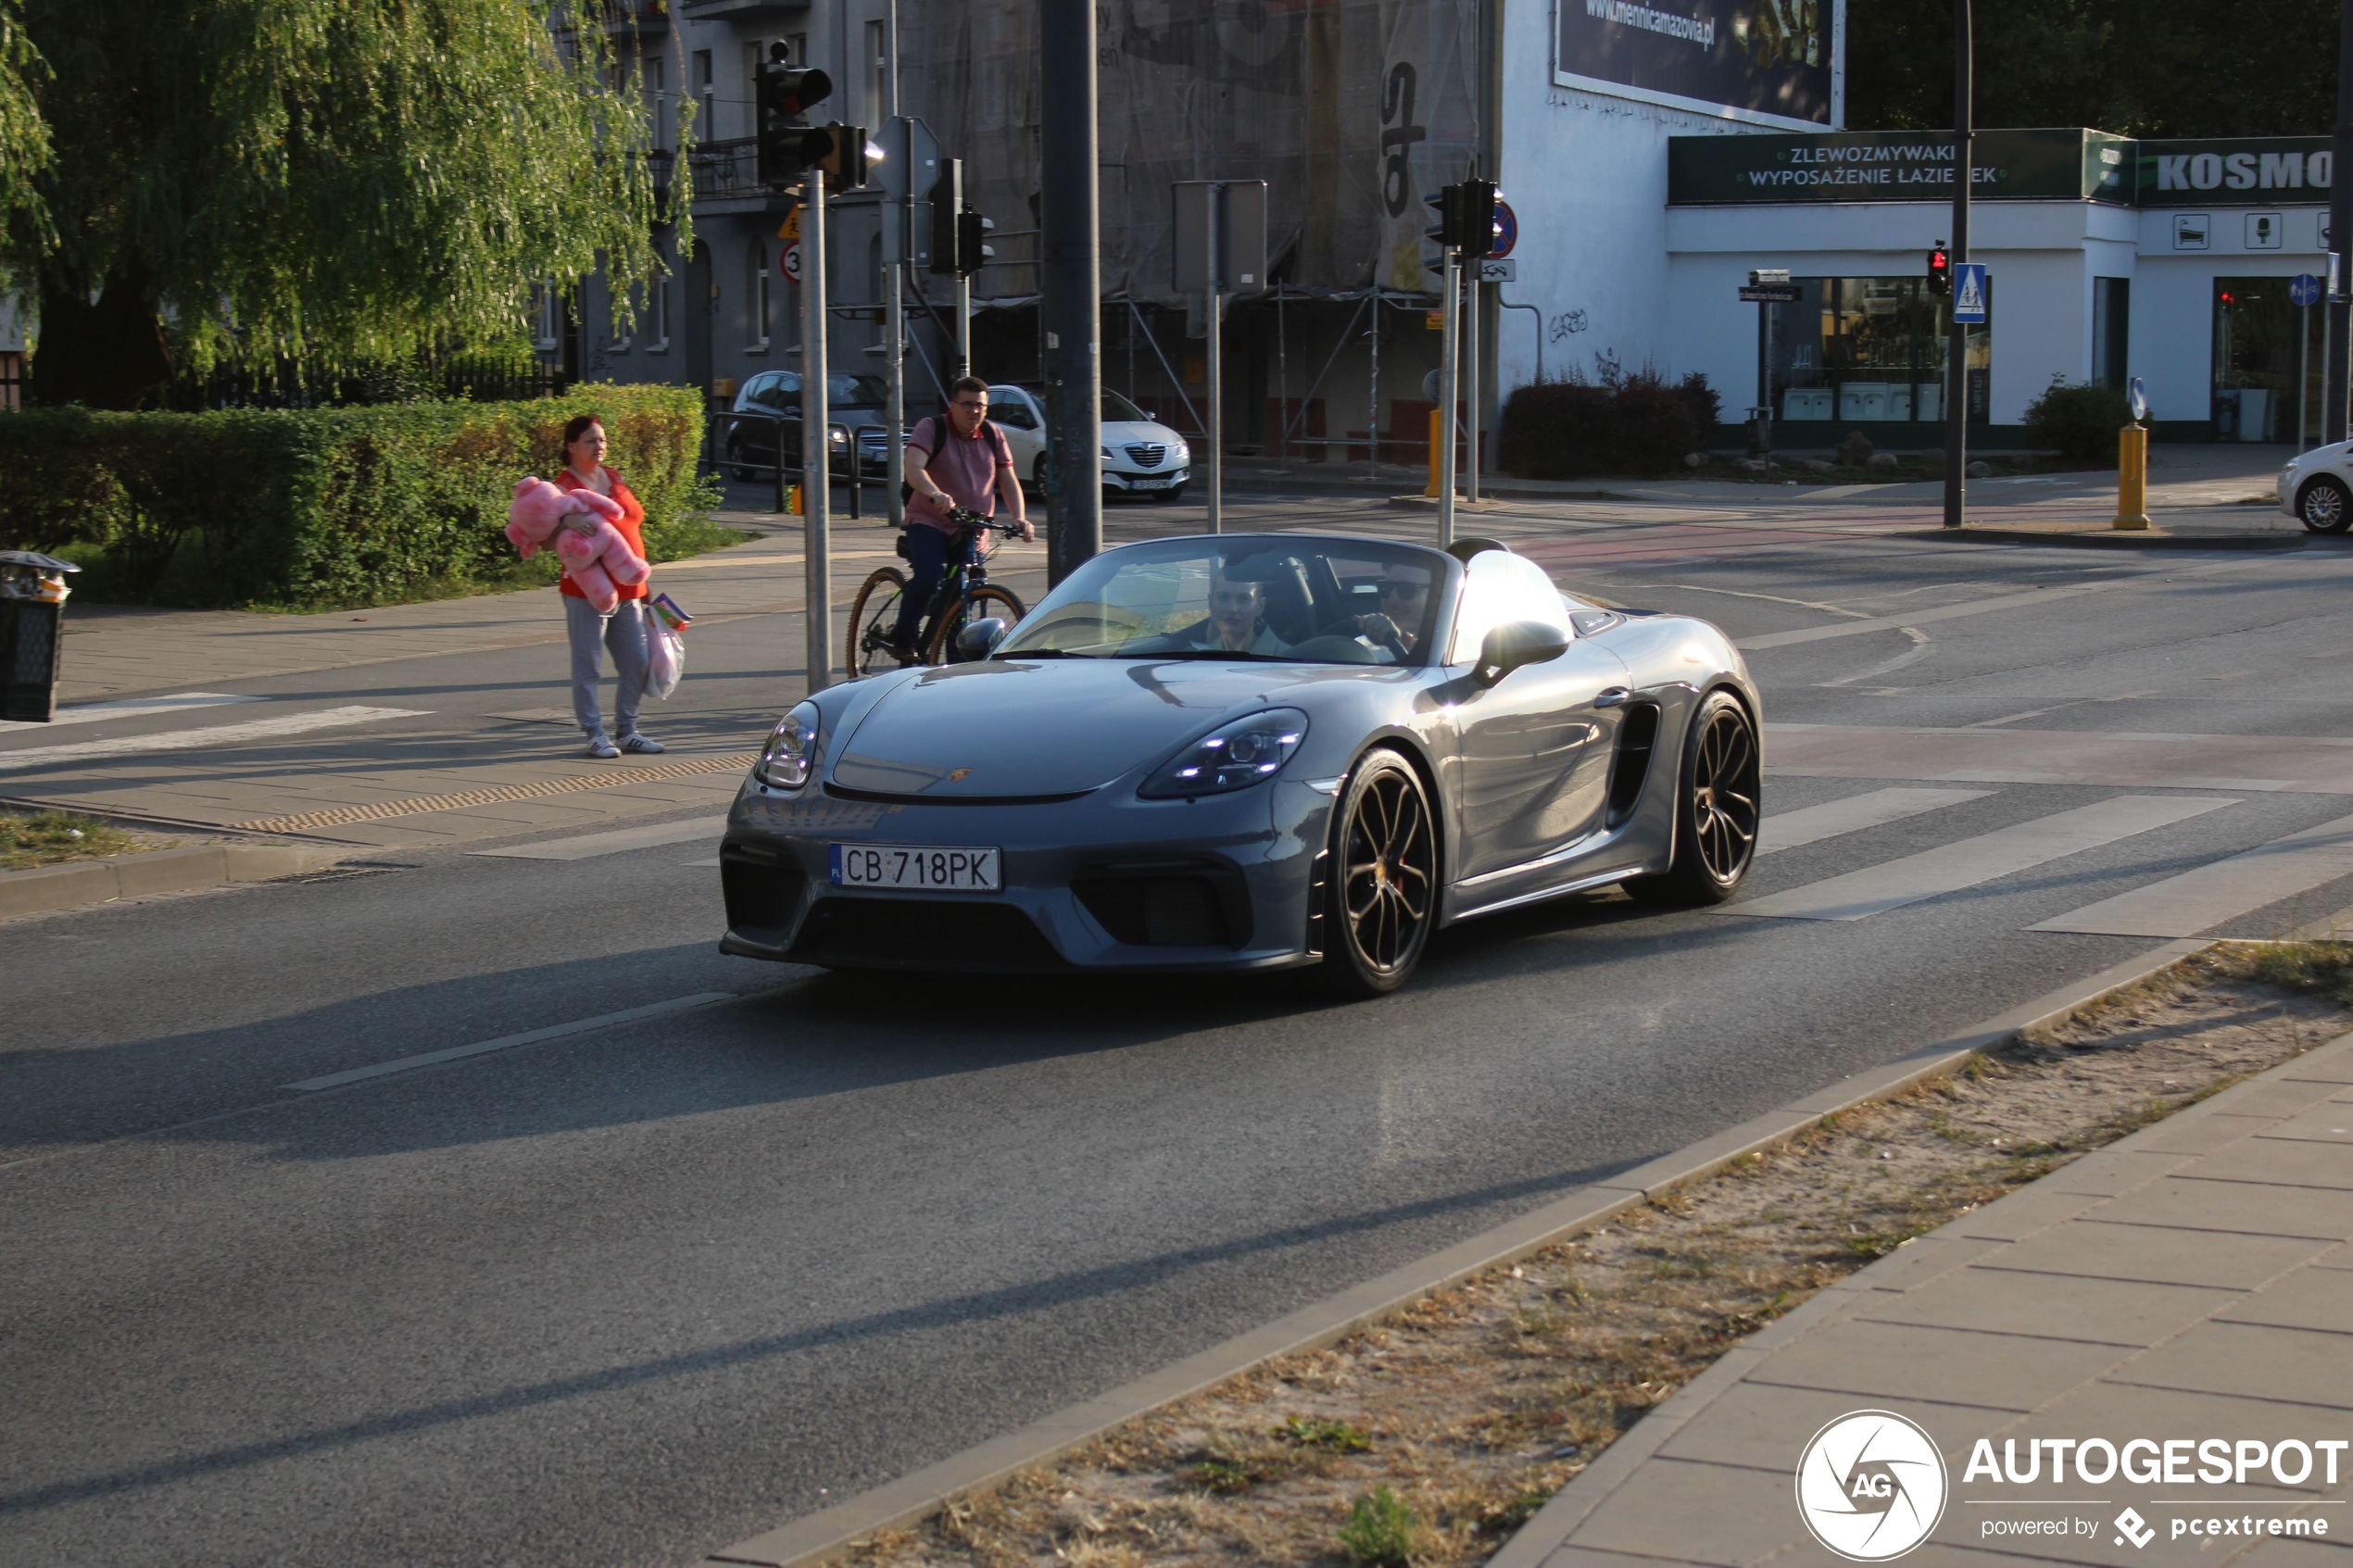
left=0, top=384, right=709, bottom=609
left=2022, top=377, right=2132, bottom=465
left=1497, top=370, right=1722, bottom=480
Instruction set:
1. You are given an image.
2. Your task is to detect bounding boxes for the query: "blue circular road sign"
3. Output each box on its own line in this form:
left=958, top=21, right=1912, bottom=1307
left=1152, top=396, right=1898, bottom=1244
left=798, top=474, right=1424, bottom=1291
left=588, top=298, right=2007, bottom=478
left=2293, top=273, right=2322, bottom=307
left=1491, top=200, right=1517, bottom=259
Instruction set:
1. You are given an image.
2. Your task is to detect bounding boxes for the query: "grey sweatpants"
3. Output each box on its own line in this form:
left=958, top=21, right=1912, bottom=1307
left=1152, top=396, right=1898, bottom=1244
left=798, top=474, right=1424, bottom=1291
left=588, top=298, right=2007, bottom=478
left=565, top=595, right=648, bottom=736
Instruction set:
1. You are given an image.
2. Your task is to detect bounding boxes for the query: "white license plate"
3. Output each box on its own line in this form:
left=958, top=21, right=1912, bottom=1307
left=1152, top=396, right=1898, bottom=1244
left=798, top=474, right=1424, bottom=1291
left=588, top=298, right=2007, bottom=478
left=1129, top=476, right=1171, bottom=489
left=829, top=843, right=1001, bottom=891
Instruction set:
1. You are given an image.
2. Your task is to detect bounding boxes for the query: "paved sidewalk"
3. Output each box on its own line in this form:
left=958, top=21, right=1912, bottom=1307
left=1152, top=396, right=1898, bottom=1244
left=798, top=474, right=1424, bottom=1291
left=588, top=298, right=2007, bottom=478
left=1493, top=1025, right=2353, bottom=1568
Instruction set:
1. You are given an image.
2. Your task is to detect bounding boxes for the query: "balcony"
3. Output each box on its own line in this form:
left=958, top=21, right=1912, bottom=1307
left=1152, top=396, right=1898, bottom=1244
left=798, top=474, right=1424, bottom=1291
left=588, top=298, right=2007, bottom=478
left=602, top=0, right=671, bottom=35
left=687, top=138, right=768, bottom=204
left=678, top=0, right=809, bottom=19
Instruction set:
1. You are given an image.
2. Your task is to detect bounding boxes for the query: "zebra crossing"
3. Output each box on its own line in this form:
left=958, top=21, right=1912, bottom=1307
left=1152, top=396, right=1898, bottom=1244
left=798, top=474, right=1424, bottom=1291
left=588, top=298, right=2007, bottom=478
left=1730, top=780, right=2353, bottom=935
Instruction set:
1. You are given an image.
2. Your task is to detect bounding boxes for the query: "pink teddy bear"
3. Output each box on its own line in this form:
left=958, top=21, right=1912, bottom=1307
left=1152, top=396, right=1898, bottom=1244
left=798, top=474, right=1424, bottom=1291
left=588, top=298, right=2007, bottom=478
left=506, top=476, right=649, bottom=615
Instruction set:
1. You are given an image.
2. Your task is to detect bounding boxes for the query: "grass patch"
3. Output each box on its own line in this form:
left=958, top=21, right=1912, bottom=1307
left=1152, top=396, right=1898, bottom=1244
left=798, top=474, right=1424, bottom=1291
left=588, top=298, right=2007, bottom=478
left=0, top=809, right=151, bottom=870
left=1340, top=1485, right=1427, bottom=1566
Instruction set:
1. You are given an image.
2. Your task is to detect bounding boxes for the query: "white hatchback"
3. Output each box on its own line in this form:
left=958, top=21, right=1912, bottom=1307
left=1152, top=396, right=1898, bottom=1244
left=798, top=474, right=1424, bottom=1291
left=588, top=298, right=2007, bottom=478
left=987, top=383, right=1194, bottom=503
left=2278, top=442, right=2353, bottom=533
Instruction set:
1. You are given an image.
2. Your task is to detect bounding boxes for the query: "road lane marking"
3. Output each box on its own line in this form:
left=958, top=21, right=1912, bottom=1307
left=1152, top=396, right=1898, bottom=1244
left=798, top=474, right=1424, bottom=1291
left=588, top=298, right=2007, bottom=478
left=0, top=692, right=266, bottom=734
left=1760, top=723, right=2347, bottom=795
left=1725, top=796, right=2237, bottom=922
left=0, top=706, right=429, bottom=772
left=231, top=752, right=759, bottom=834
left=1759, top=788, right=1993, bottom=856
left=2029, top=811, right=2353, bottom=937
left=467, top=815, right=731, bottom=861
left=279, top=993, right=736, bottom=1092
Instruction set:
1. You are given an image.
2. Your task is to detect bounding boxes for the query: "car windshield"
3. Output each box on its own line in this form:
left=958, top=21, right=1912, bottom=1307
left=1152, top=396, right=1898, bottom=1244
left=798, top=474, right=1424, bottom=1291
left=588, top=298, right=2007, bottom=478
left=996, top=537, right=1447, bottom=666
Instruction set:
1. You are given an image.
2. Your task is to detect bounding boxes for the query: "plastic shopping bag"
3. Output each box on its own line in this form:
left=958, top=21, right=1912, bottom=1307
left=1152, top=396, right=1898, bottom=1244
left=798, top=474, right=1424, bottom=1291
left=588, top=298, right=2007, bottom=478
left=645, top=611, right=686, bottom=700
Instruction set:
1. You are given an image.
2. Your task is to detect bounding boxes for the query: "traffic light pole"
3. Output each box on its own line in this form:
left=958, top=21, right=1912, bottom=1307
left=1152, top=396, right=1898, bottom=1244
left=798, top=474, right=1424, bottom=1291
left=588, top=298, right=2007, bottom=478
left=1204, top=187, right=1224, bottom=533
left=1464, top=264, right=1480, bottom=506
left=801, top=169, right=834, bottom=694
left=2328, top=0, right=2353, bottom=445
left=1039, top=0, right=1102, bottom=583
left=1943, top=0, right=1970, bottom=529
left=1438, top=245, right=1460, bottom=549
left=884, top=3, right=904, bottom=531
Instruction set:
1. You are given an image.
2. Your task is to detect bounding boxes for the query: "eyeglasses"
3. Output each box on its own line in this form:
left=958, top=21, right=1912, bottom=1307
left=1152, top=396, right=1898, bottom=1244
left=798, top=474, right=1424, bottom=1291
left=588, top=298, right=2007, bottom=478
left=1379, top=581, right=1427, bottom=598
left=952, top=398, right=988, bottom=410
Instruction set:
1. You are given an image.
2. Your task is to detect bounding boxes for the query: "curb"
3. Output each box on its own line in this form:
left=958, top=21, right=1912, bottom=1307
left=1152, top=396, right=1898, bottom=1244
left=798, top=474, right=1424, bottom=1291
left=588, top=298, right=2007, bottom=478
left=1894, top=524, right=2315, bottom=550
left=698, top=936, right=2208, bottom=1568
left=0, top=843, right=347, bottom=919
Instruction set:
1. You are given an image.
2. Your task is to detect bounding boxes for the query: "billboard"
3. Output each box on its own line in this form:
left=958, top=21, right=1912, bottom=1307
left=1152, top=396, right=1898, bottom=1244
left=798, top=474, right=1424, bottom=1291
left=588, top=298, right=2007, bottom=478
left=1668, top=130, right=2134, bottom=205
left=1557, top=0, right=1838, bottom=129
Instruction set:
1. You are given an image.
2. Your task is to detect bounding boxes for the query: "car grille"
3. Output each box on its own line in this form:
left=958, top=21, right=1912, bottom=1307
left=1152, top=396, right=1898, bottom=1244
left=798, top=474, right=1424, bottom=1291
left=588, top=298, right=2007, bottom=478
left=1125, top=443, right=1166, bottom=469
left=788, top=897, right=1068, bottom=970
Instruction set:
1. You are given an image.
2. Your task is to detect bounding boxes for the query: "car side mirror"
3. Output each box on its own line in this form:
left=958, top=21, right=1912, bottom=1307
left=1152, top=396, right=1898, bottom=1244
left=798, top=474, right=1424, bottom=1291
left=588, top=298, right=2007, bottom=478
left=1473, top=620, right=1570, bottom=687
left=954, top=617, right=1011, bottom=659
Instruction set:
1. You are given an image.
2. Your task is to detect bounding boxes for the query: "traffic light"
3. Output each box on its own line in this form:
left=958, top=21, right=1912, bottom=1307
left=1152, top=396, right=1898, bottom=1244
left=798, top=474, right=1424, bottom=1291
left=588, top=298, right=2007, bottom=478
left=930, top=158, right=964, bottom=274
left=1421, top=180, right=1499, bottom=255
left=927, top=159, right=990, bottom=276
left=1926, top=243, right=1952, bottom=295
left=816, top=123, right=872, bottom=188
left=756, top=50, right=833, bottom=184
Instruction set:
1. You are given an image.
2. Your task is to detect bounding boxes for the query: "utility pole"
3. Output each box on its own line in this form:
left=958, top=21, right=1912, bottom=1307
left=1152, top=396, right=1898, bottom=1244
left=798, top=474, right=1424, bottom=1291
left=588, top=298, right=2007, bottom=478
left=884, top=0, right=904, bottom=531
left=1465, top=258, right=1480, bottom=506
left=1438, top=245, right=1460, bottom=548
left=1204, top=189, right=1224, bottom=533
left=1943, top=0, right=1971, bottom=529
left=1039, top=0, right=1101, bottom=583
left=2328, top=0, right=2353, bottom=445
left=801, top=169, right=833, bottom=693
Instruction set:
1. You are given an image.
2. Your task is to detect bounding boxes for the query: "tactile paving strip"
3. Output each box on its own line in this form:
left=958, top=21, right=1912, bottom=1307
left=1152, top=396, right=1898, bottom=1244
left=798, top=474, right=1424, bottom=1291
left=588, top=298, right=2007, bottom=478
left=232, top=752, right=759, bottom=834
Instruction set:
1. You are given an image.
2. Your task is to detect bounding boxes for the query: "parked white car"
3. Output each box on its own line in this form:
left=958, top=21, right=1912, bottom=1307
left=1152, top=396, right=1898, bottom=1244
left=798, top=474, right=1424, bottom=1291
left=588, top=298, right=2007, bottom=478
left=2278, top=443, right=2353, bottom=533
left=986, top=383, right=1193, bottom=503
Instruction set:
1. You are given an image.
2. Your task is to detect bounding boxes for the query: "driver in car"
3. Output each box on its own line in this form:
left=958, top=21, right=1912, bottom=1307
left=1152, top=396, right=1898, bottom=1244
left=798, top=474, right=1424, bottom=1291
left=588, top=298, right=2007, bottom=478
left=1140, top=567, right=1291, bottom=656
left=1353, top=562, right=1432, bottom=662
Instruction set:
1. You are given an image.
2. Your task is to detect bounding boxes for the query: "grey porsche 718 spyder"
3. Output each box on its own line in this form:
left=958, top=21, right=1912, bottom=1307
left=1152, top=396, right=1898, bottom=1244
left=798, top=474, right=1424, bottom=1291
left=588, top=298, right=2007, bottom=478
left=718, top=533, right=1760, bottom=995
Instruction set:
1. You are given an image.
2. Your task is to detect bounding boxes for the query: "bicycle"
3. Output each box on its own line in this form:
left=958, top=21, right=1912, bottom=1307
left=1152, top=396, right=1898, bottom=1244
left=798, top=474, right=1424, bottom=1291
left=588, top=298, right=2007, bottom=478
left=847, top=508, right=1027, bottom=676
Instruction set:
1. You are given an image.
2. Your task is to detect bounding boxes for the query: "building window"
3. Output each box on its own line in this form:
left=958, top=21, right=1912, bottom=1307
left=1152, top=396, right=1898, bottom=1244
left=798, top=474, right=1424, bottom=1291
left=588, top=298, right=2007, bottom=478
left=1765, top=276, right=1989, bottom=426
left=2092, top=277, right=2129, bottom=392
left=749, top=242, right=772, bottom=350
left=647, top=274, right=671, bottom=355
left=2213, top=278, right=2316, bottom=443
left=647, top=55, right=666, bottom=151
left=866, top=18, right=887, bottom=121
left=610, top=282, right=633, bottom=355
left=694, top=50, right=712, bottom=140
left=529, top=280, right=562, bottom=352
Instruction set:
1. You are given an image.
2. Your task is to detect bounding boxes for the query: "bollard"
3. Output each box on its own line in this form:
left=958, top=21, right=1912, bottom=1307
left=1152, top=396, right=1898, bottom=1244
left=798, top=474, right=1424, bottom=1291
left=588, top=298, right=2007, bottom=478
left=2111, top=423, right=2151, bottom=530
left=1425, top=408, right=1441, bottom=498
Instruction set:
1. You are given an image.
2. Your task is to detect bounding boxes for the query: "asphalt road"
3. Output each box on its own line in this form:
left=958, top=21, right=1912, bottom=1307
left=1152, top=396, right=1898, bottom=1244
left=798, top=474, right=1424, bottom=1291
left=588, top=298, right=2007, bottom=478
left=6, top=498, right=2353, bottom=1567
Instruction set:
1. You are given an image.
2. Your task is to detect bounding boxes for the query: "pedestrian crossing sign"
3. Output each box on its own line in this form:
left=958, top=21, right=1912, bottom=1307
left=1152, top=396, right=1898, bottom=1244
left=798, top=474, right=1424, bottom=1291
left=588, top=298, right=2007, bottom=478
left=1952, top=263, right=1988, bottom=324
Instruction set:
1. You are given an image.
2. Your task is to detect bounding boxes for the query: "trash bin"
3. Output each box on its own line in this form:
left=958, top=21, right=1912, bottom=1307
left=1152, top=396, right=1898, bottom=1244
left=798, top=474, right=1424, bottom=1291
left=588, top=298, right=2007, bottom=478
left=0, top=550, right=80, bottom=722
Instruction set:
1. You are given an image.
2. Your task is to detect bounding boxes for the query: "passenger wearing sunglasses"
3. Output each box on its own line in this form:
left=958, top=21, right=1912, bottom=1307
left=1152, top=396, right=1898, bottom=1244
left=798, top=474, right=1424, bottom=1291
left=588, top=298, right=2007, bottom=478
left=1353, top=565, right=1433, bottom=662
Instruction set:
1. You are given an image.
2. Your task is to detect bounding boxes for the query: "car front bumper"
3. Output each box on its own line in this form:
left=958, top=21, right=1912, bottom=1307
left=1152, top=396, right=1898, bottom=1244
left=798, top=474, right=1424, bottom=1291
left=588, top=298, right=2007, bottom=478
left=1103, top=466, right=1190, bottom=494
left=717, top=771, right=1331, bottom=973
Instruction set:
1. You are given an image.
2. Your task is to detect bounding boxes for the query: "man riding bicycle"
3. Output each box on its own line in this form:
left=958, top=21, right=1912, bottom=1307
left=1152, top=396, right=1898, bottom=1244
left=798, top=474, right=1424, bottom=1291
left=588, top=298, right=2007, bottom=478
left=891, top=375, right=1035, bottom=657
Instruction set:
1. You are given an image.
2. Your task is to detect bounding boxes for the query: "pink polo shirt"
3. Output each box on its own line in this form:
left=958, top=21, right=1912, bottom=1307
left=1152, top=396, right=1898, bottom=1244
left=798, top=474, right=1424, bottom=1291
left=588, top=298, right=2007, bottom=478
left=906, top=415, right=1014, bottom=533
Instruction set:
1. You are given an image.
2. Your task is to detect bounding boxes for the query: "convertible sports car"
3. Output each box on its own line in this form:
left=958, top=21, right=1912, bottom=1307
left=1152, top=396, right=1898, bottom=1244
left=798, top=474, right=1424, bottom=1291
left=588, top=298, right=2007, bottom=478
left=718, top=533, right=1760, bottom=995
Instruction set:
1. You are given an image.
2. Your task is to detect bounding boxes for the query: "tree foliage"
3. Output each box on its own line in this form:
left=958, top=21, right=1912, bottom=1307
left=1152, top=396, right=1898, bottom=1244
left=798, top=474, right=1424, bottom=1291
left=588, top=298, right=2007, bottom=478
left=1847, top=0, right=2338, bottom=138
left=13, top=0, right=691, bottom=407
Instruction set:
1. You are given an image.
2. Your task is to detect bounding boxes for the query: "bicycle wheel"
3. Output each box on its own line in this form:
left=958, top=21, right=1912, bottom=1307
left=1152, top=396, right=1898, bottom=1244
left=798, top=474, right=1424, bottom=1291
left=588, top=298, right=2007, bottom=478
left=925, top=584, right=1026, bottom=664
left=847, top=567, right=912, bottom=677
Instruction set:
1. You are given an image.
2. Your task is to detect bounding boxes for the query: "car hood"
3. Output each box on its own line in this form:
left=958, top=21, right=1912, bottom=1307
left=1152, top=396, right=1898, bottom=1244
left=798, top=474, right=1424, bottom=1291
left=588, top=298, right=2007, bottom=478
left=1103, top=421, right=1187, bottom=451
left=828, top=658, right=1298, bottom=798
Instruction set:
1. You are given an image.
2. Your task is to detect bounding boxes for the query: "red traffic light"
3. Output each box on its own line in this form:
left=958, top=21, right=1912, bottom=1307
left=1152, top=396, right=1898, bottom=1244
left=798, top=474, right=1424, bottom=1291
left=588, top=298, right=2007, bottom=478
left=1926, top=245, right=1952, bottom=295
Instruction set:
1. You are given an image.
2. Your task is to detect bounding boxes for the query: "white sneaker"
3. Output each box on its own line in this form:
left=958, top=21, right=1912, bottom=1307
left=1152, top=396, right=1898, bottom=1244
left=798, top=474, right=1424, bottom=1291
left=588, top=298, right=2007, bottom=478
left=620, top=733, right=665, bottom=755
left=585, top=733, right=621, bottom=759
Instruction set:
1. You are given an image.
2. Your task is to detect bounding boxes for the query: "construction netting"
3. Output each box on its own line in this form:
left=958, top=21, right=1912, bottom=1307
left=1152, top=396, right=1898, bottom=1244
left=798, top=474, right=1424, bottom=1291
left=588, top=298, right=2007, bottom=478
left=901, top=0, right=1482, bottom=306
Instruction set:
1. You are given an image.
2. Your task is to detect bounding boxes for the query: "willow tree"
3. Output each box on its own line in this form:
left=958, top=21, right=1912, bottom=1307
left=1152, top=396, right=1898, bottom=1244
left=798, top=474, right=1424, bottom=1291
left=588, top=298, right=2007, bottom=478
left=13, top=0, right=690, bottom=408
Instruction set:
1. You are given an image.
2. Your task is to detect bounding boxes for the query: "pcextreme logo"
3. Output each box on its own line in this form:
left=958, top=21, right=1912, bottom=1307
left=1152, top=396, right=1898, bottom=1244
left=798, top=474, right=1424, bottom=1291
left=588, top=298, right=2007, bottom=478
left=1795, top=1411, right=1950, bottom=1561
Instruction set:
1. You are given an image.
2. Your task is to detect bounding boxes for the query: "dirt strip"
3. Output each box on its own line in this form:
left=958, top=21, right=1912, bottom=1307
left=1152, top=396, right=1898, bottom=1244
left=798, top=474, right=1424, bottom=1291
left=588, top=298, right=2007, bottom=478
left=831, top=943, right=2353, bottom=1568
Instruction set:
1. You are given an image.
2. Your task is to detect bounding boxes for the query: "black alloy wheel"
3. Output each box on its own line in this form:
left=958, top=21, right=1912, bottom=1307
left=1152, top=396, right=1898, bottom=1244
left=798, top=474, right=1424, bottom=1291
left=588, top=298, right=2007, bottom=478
left=1322, top=750, right=1438, bottom=997
left=1625, top=690, right=1759, bottom=907
left=2299, top=475, right=2352, bottom=534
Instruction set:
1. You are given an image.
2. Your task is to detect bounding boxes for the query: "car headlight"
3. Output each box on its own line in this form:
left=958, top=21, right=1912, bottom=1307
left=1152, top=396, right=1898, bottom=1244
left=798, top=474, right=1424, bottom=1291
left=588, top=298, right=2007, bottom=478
left=1101, top=445, right=1113, bottom=458
left=1139, top=709, right=1308, bottom=798
left=829, top=427, right=848, bottom=445
left=756, top=701, right=823, bottom=789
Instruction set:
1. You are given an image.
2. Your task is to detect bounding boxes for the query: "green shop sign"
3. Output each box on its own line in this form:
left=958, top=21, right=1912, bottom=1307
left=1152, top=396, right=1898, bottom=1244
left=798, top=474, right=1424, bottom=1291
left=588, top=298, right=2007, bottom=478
left=2134, top=138, right=2331, bottom=207
left=1672, top=128, right=2334, bottom=208
left=1669, top=129, right=2133, bottom=204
